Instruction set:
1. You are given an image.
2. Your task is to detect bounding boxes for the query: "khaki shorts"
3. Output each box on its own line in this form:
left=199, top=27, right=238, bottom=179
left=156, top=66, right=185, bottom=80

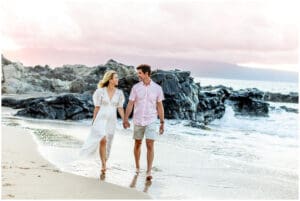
left=133, top=122, right=157, bottom=140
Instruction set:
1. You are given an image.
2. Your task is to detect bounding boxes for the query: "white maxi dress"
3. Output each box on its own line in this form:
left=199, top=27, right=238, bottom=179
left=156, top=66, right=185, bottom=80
left=79, top=87, right=125, bottom=159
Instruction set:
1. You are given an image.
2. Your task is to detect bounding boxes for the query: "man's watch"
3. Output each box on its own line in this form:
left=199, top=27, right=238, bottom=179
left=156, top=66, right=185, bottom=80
left=160, top=121, right=164, bottom=124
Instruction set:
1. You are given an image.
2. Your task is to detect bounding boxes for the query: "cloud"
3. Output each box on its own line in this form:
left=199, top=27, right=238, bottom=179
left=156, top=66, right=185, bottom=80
left=0, top=0, right=298, bottom=70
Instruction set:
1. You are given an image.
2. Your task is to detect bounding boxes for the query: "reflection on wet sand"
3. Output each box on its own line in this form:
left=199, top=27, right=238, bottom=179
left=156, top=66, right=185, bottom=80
left=143, top=180, right=152, bottom=193
left=129, top=174, right=138, bottom=188
left=130, top=173, right=152, bottom=193
left=100, top=172, right=105, bottom=181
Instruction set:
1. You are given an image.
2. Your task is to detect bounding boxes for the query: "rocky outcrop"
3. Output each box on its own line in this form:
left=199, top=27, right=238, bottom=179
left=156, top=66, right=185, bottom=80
left=150, top=70, right=229, bottom=124
left=1, top=56, right=136, bottom=94
left=2, top=69, right=229, bottom=124
left=279, top=106, right=298, bottom=113
left=1, top=55, right=298, bottom=127
left=2, top=94, right=94, bottom=120
left=2, top=55, right=297, bottom=101
left=263, top=92, right=298, bottom=103
left=1, top=55, right=12, bottom=84
left=227, top=88, right=269, bottom=116
left=1, top=58, right=73, bottom=94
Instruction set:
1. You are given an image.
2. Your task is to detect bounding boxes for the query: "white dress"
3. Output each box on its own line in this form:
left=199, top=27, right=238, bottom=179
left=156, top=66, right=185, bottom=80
left=79, top=87, right=125, bottom=159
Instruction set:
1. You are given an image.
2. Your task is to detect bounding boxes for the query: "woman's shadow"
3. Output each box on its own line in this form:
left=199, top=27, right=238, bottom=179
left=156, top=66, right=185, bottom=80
left=129, top=173, right=152, bottom=193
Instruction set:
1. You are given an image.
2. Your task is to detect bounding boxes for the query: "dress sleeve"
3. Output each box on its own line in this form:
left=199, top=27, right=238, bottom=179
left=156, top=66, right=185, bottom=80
left=92, top=89, right=102, bottom=107
left=117, top=90, right=125, bottom=108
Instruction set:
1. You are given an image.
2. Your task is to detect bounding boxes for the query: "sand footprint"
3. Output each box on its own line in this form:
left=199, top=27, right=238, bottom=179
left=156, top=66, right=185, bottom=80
left=18, top=167, right=30, bottom=170
left=2, top=183, right=13, bottom=187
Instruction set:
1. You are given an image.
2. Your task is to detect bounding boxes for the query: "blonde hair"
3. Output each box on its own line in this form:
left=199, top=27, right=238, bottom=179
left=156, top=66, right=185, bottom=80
left=98, top=70, right=117, bottom=88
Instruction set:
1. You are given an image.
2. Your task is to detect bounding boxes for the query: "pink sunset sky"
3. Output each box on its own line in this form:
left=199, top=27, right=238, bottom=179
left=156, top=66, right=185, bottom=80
left=0, top=0, right=298, bottom=72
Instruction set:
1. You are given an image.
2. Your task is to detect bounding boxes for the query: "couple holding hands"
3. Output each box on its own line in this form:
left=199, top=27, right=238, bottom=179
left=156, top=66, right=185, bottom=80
left=80, top=64, right=165, bottom=181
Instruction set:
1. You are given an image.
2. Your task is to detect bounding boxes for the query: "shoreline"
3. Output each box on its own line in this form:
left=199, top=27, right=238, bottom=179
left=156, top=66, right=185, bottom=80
left=1, top=125, right=150, bottom=199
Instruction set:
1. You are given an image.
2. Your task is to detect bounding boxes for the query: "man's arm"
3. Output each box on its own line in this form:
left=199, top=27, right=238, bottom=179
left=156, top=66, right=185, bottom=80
left=123, top=100, right=134, bottom=128
left=157, top=101, right=164, bottom=134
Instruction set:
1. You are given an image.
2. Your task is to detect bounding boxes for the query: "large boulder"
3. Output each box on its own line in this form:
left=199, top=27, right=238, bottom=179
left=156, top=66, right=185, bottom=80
left=104, top=59, right=136, bottom=79
left=151, top=70, right=228, bottom=124
left=8, top=94, right=94, bottom=120
left=70, top=79, right=86, bottom=93
left=196, top=87, right=230, bottom=123
left=228, top=89, right=269, bottom=116
left=1, top=54, right=12, bottom=65
left=151, top=70, right=199, bottom=120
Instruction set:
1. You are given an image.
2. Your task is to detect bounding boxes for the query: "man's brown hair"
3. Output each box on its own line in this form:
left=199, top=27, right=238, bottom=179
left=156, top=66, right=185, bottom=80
left=136, top=64, right=151, bottom=76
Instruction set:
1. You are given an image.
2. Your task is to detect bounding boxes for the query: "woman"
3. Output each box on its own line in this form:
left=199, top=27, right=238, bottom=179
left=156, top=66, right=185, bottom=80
left=80, top=70, right=125, bottom=176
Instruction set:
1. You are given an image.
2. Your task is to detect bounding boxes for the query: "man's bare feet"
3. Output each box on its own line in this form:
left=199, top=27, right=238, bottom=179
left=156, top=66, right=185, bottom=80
left=146, top=171, right=152, bottom=181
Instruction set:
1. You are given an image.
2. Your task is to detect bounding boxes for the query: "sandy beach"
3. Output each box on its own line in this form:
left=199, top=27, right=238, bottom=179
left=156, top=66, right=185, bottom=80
left=1, top=125, right=150, bottom=199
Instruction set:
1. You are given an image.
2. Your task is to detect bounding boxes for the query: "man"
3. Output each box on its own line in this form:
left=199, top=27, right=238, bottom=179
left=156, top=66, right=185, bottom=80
left=123, top=64, right=165, bottom=181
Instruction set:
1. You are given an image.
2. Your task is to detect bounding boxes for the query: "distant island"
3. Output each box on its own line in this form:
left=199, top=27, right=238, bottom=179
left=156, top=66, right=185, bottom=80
left=145, top=58, right=298, bottom=83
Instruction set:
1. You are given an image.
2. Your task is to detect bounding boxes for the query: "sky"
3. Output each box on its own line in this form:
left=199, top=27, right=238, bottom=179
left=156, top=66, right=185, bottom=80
left=0, top=0, right=299, bottom=72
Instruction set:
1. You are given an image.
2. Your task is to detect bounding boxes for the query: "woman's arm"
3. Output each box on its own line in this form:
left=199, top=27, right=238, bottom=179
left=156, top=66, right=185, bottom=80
left=117, top=107, right=125, bottom=121
left=92, top=106, right=100, bottom=125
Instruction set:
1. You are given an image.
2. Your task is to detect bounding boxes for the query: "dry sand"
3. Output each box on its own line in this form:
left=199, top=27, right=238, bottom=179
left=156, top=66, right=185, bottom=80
left=1, top=125, right=150, bottom=199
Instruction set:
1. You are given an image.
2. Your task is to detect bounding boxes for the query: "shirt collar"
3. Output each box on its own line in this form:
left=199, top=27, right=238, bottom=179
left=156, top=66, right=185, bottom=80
left=142, top=79, right=152, bottom=86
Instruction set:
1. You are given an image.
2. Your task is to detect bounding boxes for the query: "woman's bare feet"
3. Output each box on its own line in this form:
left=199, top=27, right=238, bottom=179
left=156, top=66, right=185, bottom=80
left=100, top=166, right=106, bottom=180
left=101, top=165, right=106, bottom=174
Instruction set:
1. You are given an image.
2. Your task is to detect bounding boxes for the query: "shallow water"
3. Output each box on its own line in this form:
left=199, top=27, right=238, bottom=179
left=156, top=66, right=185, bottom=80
left=195, top=77, right=298, bottom=94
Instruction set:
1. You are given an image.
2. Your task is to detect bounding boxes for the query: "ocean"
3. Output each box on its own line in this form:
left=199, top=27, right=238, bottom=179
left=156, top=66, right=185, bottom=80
left=1, top=77, right=299, bottom=199
left=195, top=77, right=298, bottom=93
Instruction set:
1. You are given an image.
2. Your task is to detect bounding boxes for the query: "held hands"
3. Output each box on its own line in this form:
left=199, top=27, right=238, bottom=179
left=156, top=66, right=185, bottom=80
left=123, top=119, right=130, bottom=129
left=159, top=122, right=164, bottom=135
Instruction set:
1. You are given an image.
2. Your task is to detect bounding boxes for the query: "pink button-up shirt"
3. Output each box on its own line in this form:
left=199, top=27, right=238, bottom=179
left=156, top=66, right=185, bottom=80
left=129, top=80, right=164, bottom=126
